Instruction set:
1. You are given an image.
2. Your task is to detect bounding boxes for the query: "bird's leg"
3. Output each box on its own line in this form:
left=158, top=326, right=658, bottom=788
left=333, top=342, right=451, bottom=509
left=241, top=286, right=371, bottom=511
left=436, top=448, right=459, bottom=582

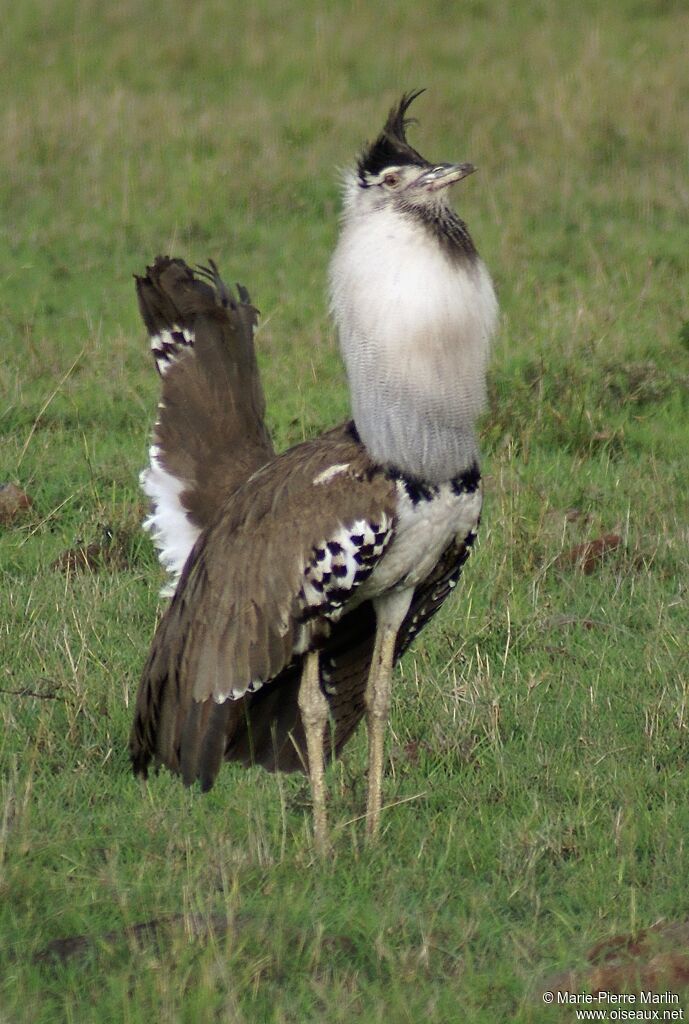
left=364, top=625, right=397, bottom=838
left=298, top=649, right=329, bottom=854
left=365, top=590, right=413, bottom=839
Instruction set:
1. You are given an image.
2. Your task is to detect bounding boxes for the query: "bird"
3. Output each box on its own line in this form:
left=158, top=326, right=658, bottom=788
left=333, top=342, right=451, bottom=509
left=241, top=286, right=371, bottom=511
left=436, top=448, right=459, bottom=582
left=129, top=91, right=498, bottom=851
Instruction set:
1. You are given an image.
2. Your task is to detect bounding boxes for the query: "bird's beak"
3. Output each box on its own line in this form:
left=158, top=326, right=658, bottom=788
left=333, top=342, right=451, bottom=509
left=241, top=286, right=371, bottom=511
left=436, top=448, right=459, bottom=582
left=412, top=162, right=476, bottom=192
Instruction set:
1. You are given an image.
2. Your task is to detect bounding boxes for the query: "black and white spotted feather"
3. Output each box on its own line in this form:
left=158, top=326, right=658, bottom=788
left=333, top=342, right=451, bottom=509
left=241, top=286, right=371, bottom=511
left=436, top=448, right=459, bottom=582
left=300, top=514, right=393, bottom=620
left=149, top=324, right=195, bottom=377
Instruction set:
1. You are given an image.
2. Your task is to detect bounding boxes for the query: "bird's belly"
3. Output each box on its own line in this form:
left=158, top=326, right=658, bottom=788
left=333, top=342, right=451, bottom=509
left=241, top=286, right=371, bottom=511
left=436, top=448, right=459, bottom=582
left=362, top=480, right=482, bottom=598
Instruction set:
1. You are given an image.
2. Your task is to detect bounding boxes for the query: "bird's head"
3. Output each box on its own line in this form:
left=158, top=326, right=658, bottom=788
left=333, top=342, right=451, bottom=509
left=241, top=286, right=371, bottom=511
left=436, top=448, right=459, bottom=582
left=347, top=90, right=475, bottom=217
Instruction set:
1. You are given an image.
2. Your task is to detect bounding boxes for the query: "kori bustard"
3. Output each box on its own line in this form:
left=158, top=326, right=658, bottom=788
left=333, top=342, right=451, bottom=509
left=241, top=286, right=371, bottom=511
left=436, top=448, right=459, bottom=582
left=130, top=92, right=498, bottom=850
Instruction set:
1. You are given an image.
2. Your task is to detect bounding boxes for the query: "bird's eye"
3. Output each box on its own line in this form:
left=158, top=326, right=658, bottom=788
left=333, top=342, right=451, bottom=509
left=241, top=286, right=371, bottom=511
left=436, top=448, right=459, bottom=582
left=383, top=172, right=400, bottom=187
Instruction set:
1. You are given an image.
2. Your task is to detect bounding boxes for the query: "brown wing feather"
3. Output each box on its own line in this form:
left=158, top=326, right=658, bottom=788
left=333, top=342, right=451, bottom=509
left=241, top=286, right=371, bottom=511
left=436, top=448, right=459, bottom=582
left=130, top=428, right=397, bottom=785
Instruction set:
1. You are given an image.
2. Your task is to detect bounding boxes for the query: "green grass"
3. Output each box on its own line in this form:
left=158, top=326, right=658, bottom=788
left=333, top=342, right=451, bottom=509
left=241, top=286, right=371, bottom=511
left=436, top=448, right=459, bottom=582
left=2, top=1, right=689, bottom=1020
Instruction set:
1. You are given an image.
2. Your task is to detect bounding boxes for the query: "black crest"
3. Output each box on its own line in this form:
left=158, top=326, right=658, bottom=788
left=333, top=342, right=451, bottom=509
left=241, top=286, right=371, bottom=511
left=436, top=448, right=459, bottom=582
left=357, top=90, right=431, bottom=181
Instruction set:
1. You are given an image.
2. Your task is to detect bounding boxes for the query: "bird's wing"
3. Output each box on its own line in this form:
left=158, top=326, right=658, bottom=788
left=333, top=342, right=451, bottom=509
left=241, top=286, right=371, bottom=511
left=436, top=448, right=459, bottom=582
left=130, top=429, right=398, bottom=789
left=136, top=257, right=275, bottom=586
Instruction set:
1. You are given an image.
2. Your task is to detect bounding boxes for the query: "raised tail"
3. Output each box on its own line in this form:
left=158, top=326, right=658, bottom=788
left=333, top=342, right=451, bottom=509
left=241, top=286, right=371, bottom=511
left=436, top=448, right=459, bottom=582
left=136, top=256, right=275, bottom=590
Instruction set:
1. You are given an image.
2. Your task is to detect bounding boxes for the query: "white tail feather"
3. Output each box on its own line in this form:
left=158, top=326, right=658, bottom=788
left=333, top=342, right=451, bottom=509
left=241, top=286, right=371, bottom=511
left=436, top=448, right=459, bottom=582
left=140, top=444, right=201, bottom=595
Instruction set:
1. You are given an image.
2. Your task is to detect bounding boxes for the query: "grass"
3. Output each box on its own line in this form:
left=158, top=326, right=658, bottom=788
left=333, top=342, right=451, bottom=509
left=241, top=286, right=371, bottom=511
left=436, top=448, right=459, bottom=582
left=2, top=0, right=689, bottom=1020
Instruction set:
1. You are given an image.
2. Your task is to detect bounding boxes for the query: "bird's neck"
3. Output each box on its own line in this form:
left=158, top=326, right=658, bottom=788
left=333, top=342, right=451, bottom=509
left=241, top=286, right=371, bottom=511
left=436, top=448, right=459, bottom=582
left=329, top=204, right=498, bottom=484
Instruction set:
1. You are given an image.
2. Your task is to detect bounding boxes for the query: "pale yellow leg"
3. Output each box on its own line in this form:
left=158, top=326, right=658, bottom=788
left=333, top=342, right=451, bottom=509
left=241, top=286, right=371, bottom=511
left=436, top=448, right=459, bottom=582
left=364, top=625, right=397, bottom=839
left=298, top=650, right=329, bottom=854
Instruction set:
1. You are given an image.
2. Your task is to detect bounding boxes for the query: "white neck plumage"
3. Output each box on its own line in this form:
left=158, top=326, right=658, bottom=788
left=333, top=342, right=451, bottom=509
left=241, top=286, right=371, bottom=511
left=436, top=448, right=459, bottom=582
left=329, top=186, right=498, bottom=484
